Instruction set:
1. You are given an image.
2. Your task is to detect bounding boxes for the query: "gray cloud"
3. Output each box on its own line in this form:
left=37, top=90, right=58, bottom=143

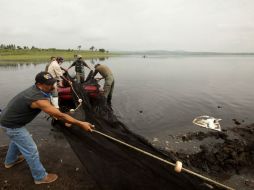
left=0, top=0, right=254, bottom=52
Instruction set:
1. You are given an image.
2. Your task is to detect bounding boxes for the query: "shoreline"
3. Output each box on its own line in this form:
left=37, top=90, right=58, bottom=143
left=0, top=49, right=119, bottom=63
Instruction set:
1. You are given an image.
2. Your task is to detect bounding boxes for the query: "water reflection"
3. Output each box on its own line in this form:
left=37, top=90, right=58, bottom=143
left=0, top=57, right=108, bottom=70
left=89, top=57, right=108, bottom=64
left=0, top=63, right=44, bottom=71
left=0, top=62, right=39, bottom=67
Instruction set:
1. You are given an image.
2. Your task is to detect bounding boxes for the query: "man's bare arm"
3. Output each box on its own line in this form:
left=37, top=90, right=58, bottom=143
left=83, top=61, right=91, bottom=70
left=31, top=100, right=94, bottom=132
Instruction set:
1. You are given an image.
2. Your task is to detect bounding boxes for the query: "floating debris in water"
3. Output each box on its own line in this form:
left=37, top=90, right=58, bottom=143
left=165, top=147, right=170, bottom=151
left=193, top=116, right=222, bottom=131
left=152, top=137, right=159, bottom=142
left=232, top=118, right=241, bottom=125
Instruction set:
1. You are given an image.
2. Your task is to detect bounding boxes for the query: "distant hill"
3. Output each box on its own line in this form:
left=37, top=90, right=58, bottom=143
left=114, top=50, right=254, bottom=56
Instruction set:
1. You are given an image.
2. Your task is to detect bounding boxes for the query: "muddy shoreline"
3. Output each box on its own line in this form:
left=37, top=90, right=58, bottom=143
left=176, top=124, right=254, bottom=176
left=166, top=124, right=254, bottom=189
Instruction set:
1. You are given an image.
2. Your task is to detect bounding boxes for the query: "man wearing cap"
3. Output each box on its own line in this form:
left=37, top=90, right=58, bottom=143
left=45, top=56, right=64, bottom=82
left=68, top=55, right=91, bottom=83
left=0, top=71, right=94, bottom=184
left=92, top=64, right=114, bottom=105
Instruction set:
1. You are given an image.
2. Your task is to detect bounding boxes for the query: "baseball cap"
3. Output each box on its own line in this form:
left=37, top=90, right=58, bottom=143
left=77, top=55, right=82, bottom=59
left=56, top=57, right=64, bottom=63
left=94, top=63, right=100, bottom=68
left=35, top=71, right=57, bottom=85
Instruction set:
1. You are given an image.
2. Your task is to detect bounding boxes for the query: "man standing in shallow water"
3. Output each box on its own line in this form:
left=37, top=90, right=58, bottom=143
left=92, top=64, right=114, bottom=105
left=0, top=71, right=94, bottom=184
left=68, top=55, right=91, bottom=83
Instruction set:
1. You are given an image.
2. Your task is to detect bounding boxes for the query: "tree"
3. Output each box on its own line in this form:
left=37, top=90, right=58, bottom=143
left=89, top=46, right=95, bottom=51
left=77, top=45, right=81, bottom=51
left=98, top=48, right=105, bottom=53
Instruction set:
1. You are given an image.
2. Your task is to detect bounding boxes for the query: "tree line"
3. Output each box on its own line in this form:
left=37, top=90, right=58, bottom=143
left=0, top=44, right=29, bottom=50
left=78, top=45, right=108, bottom=53
left=0, top=44, right=109, bottom=53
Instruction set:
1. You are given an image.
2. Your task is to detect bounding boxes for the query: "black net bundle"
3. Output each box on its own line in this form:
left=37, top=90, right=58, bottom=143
left=54, top=81, right=222, bottom=190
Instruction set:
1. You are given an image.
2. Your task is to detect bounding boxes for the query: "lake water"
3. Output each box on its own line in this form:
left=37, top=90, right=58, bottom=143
left=1, top=55, right=254, bottom=144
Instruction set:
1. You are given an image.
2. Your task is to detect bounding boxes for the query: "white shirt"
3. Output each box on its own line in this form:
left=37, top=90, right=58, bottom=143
left=47, top=60, right=63, bottom=80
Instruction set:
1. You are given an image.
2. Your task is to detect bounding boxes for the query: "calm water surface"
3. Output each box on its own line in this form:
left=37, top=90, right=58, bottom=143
left=1, top=56, right=254, bottom=143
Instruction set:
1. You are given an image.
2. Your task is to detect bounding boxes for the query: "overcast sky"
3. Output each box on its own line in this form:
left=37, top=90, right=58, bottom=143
left=0, top=0, right=254, bottom=52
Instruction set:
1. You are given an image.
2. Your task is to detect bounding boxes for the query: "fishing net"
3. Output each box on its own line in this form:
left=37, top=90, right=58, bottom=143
left=53, top=81, right=222, bottom=190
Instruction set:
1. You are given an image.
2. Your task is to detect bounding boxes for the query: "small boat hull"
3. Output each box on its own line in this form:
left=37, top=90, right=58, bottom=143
left=58, top=84, right=101, bottom=101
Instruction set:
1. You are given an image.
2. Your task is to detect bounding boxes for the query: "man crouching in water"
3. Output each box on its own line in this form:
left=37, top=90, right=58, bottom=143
left=0, top=71, right=94, bottom=184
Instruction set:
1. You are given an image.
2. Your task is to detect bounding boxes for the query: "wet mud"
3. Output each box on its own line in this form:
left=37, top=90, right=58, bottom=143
left=176, top=124, right=254, bottom=176
left=172, top=124, right=254, bottom=190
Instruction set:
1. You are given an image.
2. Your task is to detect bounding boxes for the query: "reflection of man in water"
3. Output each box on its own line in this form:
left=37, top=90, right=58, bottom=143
left=68, top=55, right=91, bottom=83
left=92, top=64, right=114, bottom=105
left=0, top=71, right=94, bottom=185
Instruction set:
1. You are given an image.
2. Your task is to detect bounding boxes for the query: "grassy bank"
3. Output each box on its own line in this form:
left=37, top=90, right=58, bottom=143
left=0, top=49, right=116, bottom=63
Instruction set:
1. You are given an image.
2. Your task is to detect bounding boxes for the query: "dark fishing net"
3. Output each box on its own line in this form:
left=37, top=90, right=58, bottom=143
left=53, top=81, right=223, bottom=190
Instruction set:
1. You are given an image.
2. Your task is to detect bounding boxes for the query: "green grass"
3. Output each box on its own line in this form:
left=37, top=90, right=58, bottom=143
left=0, top=49, right=116, bottom=64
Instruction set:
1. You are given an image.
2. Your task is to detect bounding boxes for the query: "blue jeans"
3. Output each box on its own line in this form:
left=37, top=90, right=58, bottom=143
left=1, top=125, right=47, bottom=181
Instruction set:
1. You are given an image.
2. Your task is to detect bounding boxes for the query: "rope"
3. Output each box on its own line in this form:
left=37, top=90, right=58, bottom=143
left=69, top=83, right=82, bottom=111
left=70, top=83, right=80, bottom=101
left=92, top=129, right=235, bottom=190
